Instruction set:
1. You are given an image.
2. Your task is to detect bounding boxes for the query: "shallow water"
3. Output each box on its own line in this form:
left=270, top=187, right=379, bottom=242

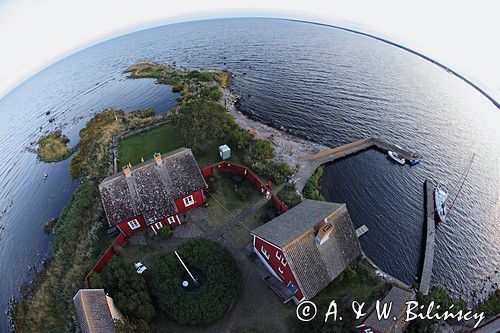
left=0, top=18, right=498, bottom=330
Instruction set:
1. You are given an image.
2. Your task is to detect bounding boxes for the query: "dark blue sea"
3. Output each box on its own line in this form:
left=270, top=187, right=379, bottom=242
left=0, top=18, right=498, bottom=331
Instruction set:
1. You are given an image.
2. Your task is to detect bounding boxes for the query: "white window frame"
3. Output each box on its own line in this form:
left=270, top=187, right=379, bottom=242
left=275, top=251, right=282, bottom=260
left=261, top=246, right=270, bottom=259
left=278, top=266, right=284, bottom=274
left=281, top=258, right=287, bottom=267
left=128, top=219, right=141, bottom=230
left=183, top=195, right=195, bottom=207
left=155, top=222, right=163, bottom=230
left=167, top=216, right=176, bottom=225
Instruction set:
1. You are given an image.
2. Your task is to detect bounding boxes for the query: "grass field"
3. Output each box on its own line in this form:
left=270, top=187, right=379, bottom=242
left=205, top=173, right=263, bottom=230
left=118, top=123, right=242, bottom=168
left=118, top=123, right=185, bottom=168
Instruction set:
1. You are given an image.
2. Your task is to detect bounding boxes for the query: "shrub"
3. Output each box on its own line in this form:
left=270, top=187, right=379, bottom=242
left=278, top=183, right=302, bottom=208
left=248, top=138, right=274, bottom=163
left=476, top=289, right=500, bottom=317
left=157, top=225, right=173, bottom=239
left=303, top=167, right=325, bottom=201
left=101, top=256, right=155, bottom=323
left=88, top=271, right=104, bottom=289
left=172, top=83, right=183, bottom=93
left=151, top=239, right=241, bottom=325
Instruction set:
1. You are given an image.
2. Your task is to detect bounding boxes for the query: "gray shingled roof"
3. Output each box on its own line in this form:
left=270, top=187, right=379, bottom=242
left=251, top=200, right=343, bottom=248
left=73, top=289, right=115, bottom=333
left=364, top=286, right=415, bottom=333
left=99, top=148, right=206, bottom=226
left=252, top=200, right=362, bottom=300
left=285, top=204, right=362, bottom=299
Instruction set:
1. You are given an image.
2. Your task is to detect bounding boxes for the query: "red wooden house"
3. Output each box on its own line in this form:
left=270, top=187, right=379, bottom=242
left=252, top=200, right=362, bottom=304
left=98, top=148, right=207, bottom=236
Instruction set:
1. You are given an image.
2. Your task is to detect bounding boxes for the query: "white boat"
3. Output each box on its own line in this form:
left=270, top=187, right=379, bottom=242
left=434, top=153, right=475, bottom=224
left=388, top=151, right=405, bottom=164
left=434, top=184, right=448, bottom=223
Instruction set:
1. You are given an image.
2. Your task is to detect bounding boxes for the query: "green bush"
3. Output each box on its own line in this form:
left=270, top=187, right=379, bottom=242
left=157, top=225, right=173, bottom=239
left=88, top=271, right=105, bottom=289
left=151, top=239, right=241, bottom=325
left=248, top=138, right=274, bottom=163
left=476, top=289, right=500, bottom=317
left=172, top=83, right=183, bottom=93
left=278, top=183, right=302, bottom=208
left=303, top=167, right=325, bottom=201
left=101, top=256, right=155, bottom=323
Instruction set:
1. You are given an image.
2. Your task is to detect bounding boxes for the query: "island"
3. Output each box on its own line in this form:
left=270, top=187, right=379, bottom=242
left=37, top=130, right=75, bottom=162
left=13, top=63, right=496, bottom=333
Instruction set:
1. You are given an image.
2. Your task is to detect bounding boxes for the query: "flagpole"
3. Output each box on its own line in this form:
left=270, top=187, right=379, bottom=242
left=174, top=251, right=197, bottom=284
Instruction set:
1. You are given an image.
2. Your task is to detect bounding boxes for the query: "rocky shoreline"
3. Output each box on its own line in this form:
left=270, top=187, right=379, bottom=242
left=221, top=87, right=328, bottom=192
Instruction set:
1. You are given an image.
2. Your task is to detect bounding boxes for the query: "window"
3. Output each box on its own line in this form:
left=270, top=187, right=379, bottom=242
left=155, top=222, right=163, bottom=230
left=278, top=266, right=284, bottom=274
left=281, top=258, right=287, bottom=266
left=128, top=219, right=141, bottom=230
left=167, top=216, right=176, bottom=225
left=183, top=195, right=195, bottom=207
left=261, top=246, right=270, bottom=259
left=276, top=251, right=282, bottom=260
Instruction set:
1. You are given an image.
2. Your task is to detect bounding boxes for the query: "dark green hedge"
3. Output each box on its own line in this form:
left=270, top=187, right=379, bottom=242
left=151, top=239, right=241, bottom=326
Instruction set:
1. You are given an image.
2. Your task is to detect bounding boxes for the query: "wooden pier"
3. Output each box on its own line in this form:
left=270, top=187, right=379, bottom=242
left=301, top=137, right=419, bottom=166
left=294, top=137, right=420, bottom=192
left=419, top=180, right=436, bottom=295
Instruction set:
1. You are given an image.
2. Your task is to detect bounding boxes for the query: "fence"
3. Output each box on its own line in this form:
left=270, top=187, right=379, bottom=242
left=202, top=161, right=288, bottom=214
left=87, top=161, right=288, bottom=286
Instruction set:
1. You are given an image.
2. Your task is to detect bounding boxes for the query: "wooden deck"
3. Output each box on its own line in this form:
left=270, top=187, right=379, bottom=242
left=419, top=180, right=436, bottom=295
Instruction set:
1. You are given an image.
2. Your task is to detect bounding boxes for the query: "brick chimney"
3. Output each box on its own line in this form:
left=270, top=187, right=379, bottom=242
left=154, top=152, right=162, bottom=165
left=123, top=165, right=131, bottom=177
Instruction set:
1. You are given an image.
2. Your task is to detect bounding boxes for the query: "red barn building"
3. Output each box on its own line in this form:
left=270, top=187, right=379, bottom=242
left=252, top=200, right=362, bottom=303
left=98, top=148, right=207, bottom=236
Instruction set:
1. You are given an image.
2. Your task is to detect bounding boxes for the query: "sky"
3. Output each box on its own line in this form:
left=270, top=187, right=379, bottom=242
left=0, top=0, right=499, bottom=101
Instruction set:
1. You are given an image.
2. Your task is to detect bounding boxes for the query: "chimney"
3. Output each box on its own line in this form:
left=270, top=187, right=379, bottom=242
left=154, top=152, right=162, bottom=165
left=123, top=165, right=131, bottom=177
left=316, top=222, right=335, bottom=245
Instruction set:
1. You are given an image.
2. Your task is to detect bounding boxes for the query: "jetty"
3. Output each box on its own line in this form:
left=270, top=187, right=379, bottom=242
left=356, top=225, right=369, bottom=237
left=294, top=137, right=420, bottom=192
left=419, top=180, right=436, bottom=295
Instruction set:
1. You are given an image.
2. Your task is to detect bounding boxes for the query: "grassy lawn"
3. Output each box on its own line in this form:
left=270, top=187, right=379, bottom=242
left=118, top=123, right=185, bottom=168
left=205, top=173, right=263, bottom=230
left=118, top=122, right=243, bottom=168
left=222, top=200, right=274, bottom=247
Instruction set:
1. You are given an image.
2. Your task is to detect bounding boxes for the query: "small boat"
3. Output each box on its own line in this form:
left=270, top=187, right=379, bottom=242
left=388, top=151, right=405, bottom=164
left=409, top=158, right=421, bottom=165
left=434, top=183, right=448, bottom=223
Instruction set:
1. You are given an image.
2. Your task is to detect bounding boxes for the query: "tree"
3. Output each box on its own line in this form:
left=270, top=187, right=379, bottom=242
left=151, top=239, right=241, bottom=325
left=101, top=257, right=155, bottom=323
left=248, top=138, right=274, bottom=164
left=172, top=99, right=236, bottom=149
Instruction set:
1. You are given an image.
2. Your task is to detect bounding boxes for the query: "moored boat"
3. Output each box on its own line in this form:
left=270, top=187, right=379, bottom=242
left=388, top=151, right=405, bottom=164
left=434, top=183, right=448, bottom=223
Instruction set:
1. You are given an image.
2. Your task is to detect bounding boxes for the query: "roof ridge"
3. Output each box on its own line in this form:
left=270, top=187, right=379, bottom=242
left=124, top=175, right=140, bottom=212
